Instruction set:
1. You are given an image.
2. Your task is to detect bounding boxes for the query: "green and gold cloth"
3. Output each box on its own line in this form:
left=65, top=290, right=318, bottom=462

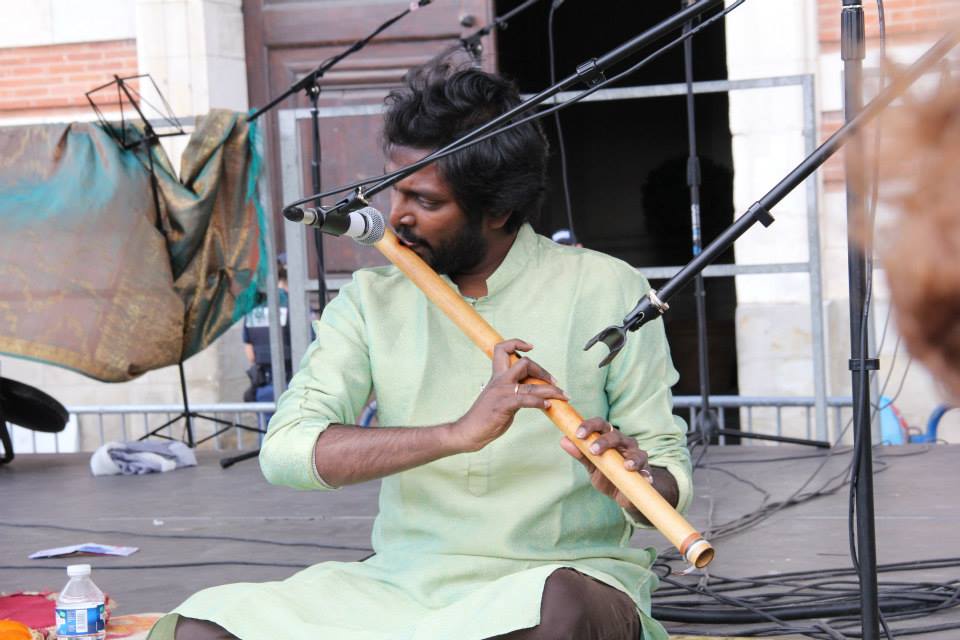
left=0, top=110, right=265, bottom=381
left=162, top=225, right=692, bottom=640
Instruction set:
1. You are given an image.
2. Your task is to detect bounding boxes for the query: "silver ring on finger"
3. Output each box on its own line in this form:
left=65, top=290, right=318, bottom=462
left=514, top=383, right=520, bottom=396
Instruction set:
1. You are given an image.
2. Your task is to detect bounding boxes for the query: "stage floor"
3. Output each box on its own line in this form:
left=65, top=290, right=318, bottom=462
left=3, top=443, right=958, bottom=639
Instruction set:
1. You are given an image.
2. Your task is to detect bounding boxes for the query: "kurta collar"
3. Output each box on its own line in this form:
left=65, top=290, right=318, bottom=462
left=440, top=223, right=537, bottom=300
left=485, top=223, right=536, bottom=297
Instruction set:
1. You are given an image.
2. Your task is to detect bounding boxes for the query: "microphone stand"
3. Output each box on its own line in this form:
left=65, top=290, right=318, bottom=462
left=220, top=3, right=432, bottom=470
left=290, top=0, right=732, bottom=217
left=678, top=6, right=827, bottom=451
left=679, top=0, right=718, bottom=451
left=585, top=28, right=959, bottom=639
left=87, top=75, right=265, bottom=450
left=842, top=1, right=880, bottom=637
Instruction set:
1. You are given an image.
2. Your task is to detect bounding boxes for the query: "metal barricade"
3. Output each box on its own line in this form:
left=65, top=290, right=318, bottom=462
left=10, top=403, right=275, bottom=454
left=10, top=397, right=856, bottom=454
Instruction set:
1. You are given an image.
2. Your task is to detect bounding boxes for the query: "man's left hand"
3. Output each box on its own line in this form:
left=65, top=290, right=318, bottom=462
left=560, top=417, right=681, bottom=526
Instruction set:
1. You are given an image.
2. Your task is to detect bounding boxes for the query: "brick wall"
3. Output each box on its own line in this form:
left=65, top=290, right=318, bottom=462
left=816, top=0, right=956, bottom=188
left=0, top=39, right=137, bottom=118
left=819, top=0, right=958, bottom=43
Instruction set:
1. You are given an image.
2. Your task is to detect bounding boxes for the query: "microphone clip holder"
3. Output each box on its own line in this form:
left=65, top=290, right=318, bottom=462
left=336, top=187, right=370, bottom=216
left=583, top=290, right=669, bottom=367
left=283, top=188, right=370, bottom=235
left=575, top=59, right=605, bottom=87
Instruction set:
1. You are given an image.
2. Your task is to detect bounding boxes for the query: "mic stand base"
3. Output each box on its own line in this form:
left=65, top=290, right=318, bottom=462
left=220, top=448, right=261, bottom=469
left=688, top=428, right=830, bottom=449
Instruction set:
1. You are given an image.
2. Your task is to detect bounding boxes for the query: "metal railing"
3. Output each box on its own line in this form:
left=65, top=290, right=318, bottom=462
left=674, top=395, right=854, bottom=445
left=11, top=396, right=855, bottom=454
left=10, top=403, right=275, bottom=455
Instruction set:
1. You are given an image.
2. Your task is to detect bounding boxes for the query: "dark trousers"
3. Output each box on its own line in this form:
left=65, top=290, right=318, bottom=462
left=174, top=568, right=640, bottom=640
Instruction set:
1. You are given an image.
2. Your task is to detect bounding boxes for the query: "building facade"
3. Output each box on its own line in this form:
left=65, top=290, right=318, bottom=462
left=1, top=0, right=957, bottom=445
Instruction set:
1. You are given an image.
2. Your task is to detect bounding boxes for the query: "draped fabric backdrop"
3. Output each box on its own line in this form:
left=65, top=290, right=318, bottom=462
left=0, top=110, right=266, bottom=382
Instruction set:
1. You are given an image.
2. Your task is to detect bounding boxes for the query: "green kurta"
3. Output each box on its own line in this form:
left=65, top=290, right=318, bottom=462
left=171, top=224, right=692, bottom=639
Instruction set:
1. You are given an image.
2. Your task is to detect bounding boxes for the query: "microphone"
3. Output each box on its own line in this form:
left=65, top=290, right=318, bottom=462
left=282, top=205, right=386, bottom=245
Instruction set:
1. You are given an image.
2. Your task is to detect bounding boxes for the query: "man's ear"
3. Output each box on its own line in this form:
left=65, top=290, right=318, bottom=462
left=486, top=212, right=512, bottom=231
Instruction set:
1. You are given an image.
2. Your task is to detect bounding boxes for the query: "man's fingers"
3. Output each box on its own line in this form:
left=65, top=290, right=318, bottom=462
left=621, top=447, right=649, bottom=472
left=592, top=474, right=617, bottom=497
left=573, top=420, right=650, bottom=471
left=505, top=356, right=558, bottom=388
left=585, top=430, right=626, bottom=455
left=513, top=382, right=568, bottom=403
left=515, top=392, right=558, bottom=410
left=574, top=417, right=611, bottom=439
left=559, top=437, right=596, bottom=473
left=520, top=356, right=558, bottom=386
left=492, top=339, right=533, bottom=374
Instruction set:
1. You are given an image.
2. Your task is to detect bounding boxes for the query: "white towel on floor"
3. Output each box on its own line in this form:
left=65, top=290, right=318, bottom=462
left=90, top=441, right=197, bottom=476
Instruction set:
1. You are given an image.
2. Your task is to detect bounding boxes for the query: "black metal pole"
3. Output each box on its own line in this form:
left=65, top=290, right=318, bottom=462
left=842, top=1, right=880, bottom=638
left=680, top=0, right=716, bottom=446
left=307, top=81, right=329, bottom=316
left=176, top=362, right=194, bottom=448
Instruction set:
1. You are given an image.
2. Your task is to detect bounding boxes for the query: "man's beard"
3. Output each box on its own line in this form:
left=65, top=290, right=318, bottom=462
left=396, top=218, right=488, bottom=276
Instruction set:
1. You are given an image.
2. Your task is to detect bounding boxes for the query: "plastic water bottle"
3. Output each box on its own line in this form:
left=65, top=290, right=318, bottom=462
left=55, top=564, right=106, bottom=639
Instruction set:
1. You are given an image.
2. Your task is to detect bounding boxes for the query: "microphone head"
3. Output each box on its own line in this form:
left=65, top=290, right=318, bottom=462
left=353, top=207, right=386, bottom=245
left=283, top=206, right=305, bottom=223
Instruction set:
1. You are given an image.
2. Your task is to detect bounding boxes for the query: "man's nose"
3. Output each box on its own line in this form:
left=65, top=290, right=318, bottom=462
left=388, top=195, right=414, bottom=230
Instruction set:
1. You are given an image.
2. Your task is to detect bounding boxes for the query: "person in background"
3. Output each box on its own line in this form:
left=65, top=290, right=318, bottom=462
left=241, top=254, right=292, bottom=405
left=867, top=72, right=960, bottom=401
left=550, top=227, right=583, bottom=247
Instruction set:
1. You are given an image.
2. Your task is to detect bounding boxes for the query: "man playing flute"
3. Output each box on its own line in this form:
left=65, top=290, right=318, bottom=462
left=151, top=61, right=693, bottom=640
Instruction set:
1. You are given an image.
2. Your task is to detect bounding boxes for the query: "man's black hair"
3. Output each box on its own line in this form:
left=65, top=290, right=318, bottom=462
left=382, top=62, right=549, bottom=233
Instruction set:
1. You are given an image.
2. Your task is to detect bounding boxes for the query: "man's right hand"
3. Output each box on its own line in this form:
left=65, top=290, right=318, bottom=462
left=310, top=340, right=566, bottom=487
left=449, top=339, right=568, bottom=452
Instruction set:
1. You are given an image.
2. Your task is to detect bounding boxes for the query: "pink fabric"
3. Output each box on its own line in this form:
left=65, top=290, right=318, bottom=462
left=0, top=591, right=119, bottom=637
left=0, top=592, right=57, bottom=629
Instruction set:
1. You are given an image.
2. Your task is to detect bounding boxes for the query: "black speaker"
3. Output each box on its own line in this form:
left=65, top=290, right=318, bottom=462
left=0, top=376, right=68, bottom=464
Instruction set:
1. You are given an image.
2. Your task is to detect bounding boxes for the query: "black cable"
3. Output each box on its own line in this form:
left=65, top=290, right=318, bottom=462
left=0, top=522, right=373, bottom=553
left=697, top=464, right=771, bottom=504
left=658, top=572, right=850, bottom=639
left=547, top=0, right=577, bottom=239
left=655, top=596, right=947, bottom=623
left=650, top=558, right=960, bottom=637
left=878, top=358, right=912, bottom=411
left=661, top=424, right=922, bottom=560
left=702, top=447, right=853, bottom=465
left=703, top=449, right=850, bottom=465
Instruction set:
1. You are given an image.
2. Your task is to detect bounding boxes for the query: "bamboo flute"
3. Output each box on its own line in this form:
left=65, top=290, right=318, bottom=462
left=374, top=227, right=714, bottom=568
